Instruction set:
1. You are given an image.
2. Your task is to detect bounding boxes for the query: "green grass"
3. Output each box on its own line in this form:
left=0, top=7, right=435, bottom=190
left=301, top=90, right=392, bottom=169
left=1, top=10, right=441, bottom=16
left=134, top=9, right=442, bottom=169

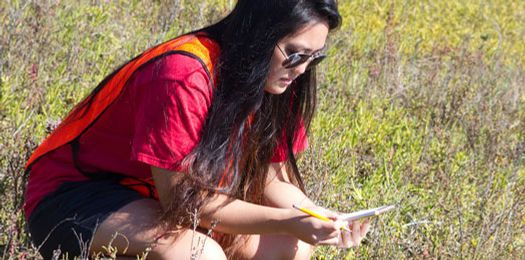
left=1, top=0, right=524, bottom=259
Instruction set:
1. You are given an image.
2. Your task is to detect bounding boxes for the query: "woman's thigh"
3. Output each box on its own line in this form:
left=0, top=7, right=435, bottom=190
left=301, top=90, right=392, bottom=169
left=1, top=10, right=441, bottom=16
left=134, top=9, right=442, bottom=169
left=90, top=199, right=226, bottom=260
left=27, top=179, right=145, bottom=259
left=230, top=233, right=313, bottom=260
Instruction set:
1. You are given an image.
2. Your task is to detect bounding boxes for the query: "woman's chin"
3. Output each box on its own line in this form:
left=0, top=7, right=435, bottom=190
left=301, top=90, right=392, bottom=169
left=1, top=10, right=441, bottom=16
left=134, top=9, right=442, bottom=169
left=264, top=83, right=289, bottom=95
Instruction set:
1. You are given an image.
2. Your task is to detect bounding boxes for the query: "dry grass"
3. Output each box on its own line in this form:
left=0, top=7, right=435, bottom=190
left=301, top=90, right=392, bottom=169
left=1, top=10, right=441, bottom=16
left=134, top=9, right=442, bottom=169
left=1, top=0, right=524, bottom=259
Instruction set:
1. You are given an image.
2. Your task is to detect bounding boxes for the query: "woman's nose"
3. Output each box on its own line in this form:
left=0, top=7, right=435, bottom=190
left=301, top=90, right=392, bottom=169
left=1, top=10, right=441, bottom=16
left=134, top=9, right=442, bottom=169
left=292, top=61, right=309, bottom=76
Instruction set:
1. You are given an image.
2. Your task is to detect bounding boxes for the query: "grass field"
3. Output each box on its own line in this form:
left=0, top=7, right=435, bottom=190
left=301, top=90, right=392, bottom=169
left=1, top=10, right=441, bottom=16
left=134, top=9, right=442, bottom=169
left=1, top=0, right=524, bottom=259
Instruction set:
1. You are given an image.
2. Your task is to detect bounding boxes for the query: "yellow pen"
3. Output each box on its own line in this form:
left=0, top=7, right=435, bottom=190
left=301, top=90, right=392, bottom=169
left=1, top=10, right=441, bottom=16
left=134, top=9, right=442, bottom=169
left=292, top=204, right=351, bottom=232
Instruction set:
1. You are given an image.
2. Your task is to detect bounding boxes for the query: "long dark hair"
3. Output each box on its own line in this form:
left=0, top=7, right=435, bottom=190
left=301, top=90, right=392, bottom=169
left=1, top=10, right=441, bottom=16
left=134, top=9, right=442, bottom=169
left=162, top=0, right=342, bottom=231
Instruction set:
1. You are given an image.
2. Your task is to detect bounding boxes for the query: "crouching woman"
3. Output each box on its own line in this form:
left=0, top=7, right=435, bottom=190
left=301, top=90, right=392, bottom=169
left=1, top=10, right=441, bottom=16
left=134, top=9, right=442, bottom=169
left=24, top=0, right=370, bottom=259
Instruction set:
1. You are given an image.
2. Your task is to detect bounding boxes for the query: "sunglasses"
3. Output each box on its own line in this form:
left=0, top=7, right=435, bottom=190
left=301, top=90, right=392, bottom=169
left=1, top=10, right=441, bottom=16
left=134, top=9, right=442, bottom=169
left=277, top=45, right=327, bottom=69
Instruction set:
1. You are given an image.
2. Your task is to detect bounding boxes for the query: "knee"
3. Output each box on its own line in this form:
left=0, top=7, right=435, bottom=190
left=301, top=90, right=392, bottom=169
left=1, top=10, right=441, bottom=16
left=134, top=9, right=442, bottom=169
left=293, top=240, right=314, bottom=260
left=148, top=232, right=226, bottom=260
left=239, top=235, right=313, bottom=260
left=276, top=237, right=313, bottom=260
left=195, top=238, right=227, bottom=260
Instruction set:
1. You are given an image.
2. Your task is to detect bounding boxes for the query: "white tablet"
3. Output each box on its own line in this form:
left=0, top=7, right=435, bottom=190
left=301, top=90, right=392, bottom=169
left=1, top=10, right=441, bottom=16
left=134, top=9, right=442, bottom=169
left=340, top=205, right=396, bottom=221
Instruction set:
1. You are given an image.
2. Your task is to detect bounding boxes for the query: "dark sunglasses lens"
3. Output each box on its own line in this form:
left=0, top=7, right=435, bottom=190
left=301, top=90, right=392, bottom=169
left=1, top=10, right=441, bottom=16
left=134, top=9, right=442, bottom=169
left=283, top=54, right=311, bottom=68
left=306, top=55, right=326, bottom=69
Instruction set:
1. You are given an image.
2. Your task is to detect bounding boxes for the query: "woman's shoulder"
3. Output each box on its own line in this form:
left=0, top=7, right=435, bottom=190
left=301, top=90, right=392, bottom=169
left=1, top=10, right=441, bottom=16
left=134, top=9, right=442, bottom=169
left=125, top=54, right=212, bottom=111
left=129, top=34, right=219, bottom=92
left=128, top=53, right=212, bottom=95
left=151, top=33, right=219, bottom=81
left=152, top=53, right=211, bottom=81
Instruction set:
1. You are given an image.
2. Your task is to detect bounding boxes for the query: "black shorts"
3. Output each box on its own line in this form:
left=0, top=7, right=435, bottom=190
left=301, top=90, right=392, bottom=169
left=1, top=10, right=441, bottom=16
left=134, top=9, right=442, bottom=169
left=27, top=178, right=144, bottom=259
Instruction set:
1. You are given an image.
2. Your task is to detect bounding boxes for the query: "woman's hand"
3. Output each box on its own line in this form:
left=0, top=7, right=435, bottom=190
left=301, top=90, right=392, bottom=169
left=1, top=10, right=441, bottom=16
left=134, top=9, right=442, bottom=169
left=337, top=219, right=371, bottom=248
left=282, top=206, right=343, bottom=246
left=282, top=206, right=371, bottom=248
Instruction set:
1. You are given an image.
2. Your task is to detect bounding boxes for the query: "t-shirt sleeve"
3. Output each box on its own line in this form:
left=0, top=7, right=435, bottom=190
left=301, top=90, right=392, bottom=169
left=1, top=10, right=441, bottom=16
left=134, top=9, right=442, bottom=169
left=270, top=120, right=309, bottom=163
left=130, top=54, right=213, bottom=171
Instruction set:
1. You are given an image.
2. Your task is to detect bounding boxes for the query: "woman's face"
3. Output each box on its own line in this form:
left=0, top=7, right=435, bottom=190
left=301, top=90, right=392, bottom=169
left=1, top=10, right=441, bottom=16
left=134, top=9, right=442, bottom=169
left=264, top=20, right=330, bottom=95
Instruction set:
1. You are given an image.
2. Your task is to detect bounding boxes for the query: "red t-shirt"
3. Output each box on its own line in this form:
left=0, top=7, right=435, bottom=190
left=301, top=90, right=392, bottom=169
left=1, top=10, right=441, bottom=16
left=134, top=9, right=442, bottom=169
left=24, top=53, right=308, bottom=219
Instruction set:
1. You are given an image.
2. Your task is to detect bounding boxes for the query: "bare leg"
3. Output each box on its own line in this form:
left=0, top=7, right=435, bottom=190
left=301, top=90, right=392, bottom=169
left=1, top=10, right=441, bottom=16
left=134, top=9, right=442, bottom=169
left=230, top=233, right=313, bottom=260
left=90, top=199, right=226, bottom=260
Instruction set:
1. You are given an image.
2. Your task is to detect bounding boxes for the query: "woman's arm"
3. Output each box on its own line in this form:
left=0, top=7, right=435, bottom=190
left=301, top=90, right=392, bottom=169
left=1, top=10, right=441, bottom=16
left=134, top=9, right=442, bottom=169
left=263, top=162, right=316, bottom=209
left=263, top=163, right=373, bottom=248
left=151, top=166, right=341, bottom=245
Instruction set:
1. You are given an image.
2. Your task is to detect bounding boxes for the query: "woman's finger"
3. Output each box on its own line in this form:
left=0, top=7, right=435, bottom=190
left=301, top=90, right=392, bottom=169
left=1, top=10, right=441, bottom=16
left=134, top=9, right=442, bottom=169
left=339, top=228, right=353, bottom=248
left=334, top=220, right=350, bottom=248
left=352, top=220, right=362, bottom=243
left=360, top=219, right=371, bottom=237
